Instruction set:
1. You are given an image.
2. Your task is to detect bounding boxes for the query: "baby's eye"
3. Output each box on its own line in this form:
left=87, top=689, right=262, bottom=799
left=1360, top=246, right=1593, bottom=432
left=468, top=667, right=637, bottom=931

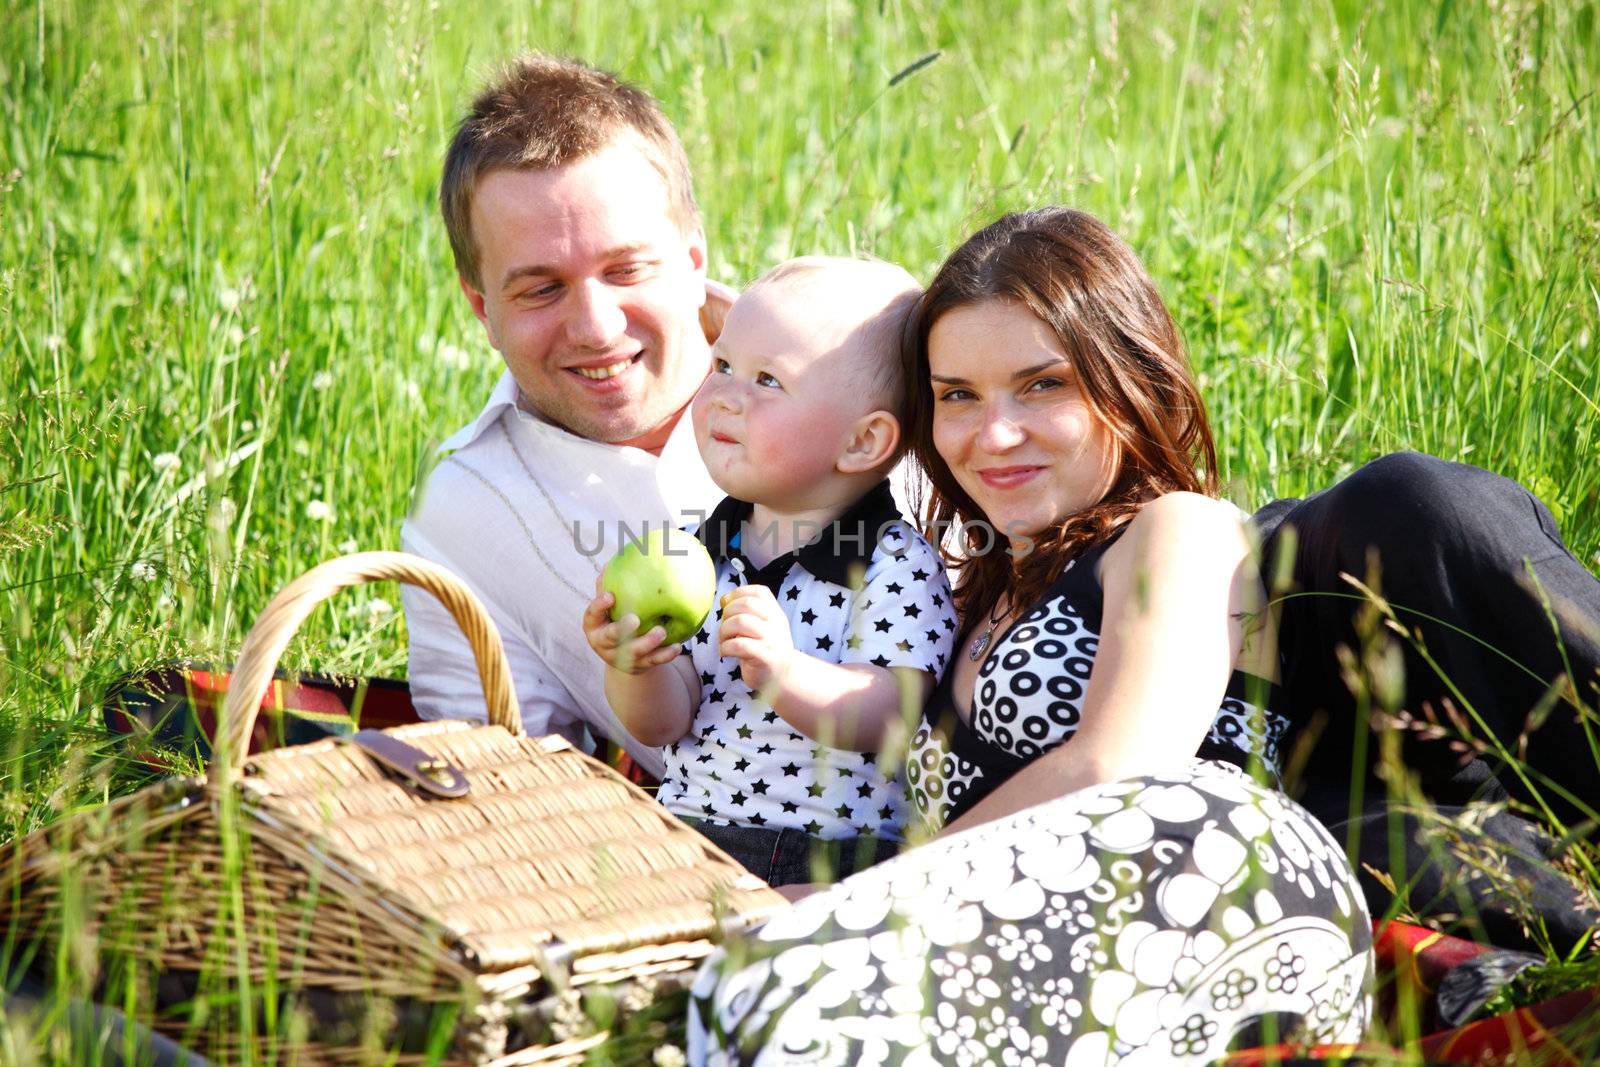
left=756, top=371, right=782, bottom=389
left=713, top=358, right=732, bottom=374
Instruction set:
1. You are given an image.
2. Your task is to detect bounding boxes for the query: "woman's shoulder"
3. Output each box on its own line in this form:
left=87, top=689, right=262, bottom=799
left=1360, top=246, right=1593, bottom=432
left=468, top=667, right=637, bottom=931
left=1098, top=492, right=1250, bottom=579
left=1125, top=492, right=1248, bottom=542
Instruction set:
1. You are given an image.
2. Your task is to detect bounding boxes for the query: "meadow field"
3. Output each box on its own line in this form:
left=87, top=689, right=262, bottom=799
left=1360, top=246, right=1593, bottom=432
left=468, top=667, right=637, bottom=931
left=3, top=0, right=1598, bottom=1060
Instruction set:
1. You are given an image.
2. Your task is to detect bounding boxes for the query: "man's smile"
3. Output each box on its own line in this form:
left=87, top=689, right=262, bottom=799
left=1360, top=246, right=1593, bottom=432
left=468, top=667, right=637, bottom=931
left=568, top=353, right=642, bottom=382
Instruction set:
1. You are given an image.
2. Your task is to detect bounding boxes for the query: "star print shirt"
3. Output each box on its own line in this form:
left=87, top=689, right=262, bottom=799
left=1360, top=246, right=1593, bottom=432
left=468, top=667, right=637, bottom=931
left=658, top=480, right=959, bottom=841
left=907, top=530, right=1288, bottom=835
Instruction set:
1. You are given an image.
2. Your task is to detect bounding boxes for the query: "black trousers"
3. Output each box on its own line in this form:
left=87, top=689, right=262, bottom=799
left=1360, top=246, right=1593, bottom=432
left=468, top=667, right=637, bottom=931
left=1255, top=452, right=1600, bottom=948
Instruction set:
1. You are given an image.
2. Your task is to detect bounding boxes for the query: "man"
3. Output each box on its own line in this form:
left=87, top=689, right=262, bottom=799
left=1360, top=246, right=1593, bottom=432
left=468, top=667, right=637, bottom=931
left=401, top=55, right=731, bottom=778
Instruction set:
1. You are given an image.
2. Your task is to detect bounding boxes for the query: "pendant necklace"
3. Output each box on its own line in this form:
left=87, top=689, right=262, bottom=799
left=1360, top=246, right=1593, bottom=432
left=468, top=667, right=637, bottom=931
left=967, top=596, right=1010, bottom=662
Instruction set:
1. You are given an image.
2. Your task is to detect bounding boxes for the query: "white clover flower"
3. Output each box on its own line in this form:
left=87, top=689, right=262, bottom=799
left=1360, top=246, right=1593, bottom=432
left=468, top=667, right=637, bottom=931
left=305, top=499, right=333, bottom=522
left=652, top=1046, right=686, bottom=1067
left=152, top=452, right=181, bottom=475
left=365, top=597, right=394, bottom=622
left=130, top=560, right=157, bottom=583
left=311, top=370, right=334, bottom=391
left=215, top=497, right=238, bottom=523
left=291, top=437, right=312, bottom=456
left=437, top=343, right=472, bottom=370
left=170, top=285, right=188, bottom=305
left=43, top=333, right=64, bottom=352
left=404, top=378, right=421, bottom=401
left=416, top=333, right=436, bottom=355
left=240, top=419, right=254, bottom=433
left=218, top=286, right=240, bottom=312
left=226, top=325, right=244, bottom=346
left=158, top=394, right=180, bottom=416
left=337, top=538, right=359, bottom=554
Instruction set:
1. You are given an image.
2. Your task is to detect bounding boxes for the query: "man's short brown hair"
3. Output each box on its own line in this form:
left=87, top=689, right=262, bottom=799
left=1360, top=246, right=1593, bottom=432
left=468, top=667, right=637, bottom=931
left=441, top=54, right=700, bottom=289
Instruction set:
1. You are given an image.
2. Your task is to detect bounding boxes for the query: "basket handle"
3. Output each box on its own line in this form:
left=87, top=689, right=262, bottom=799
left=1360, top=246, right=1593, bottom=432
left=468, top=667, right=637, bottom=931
left=217, top=551, right=521, bottom=776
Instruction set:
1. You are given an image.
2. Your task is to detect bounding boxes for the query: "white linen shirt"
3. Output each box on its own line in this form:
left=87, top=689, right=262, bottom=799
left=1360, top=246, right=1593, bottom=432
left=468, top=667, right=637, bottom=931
left=400, top=369, right=724, bottom=778
left=658, top=481, right=959, bottom=840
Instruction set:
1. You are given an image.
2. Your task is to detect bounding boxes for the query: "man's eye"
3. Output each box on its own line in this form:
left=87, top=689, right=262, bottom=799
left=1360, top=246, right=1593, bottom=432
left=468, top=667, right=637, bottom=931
left=756, top=371, right=781, bottom=389
left=610, top=263, right=646, bottom=281
left=520, top=283, right=561, bottom=302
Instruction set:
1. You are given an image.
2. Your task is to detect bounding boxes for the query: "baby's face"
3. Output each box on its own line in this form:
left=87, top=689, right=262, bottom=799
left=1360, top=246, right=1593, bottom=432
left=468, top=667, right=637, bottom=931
left=691, top=282, right=878, bottom=510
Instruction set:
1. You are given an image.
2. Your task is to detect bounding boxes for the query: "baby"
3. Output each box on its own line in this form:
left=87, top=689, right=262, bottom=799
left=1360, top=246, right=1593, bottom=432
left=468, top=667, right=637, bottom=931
left=582, top=257, right=957, bottom=887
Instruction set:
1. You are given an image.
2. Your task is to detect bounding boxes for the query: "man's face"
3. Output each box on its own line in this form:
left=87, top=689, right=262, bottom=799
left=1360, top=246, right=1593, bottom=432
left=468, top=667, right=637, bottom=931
left=460, top=138, right=710, bottom=444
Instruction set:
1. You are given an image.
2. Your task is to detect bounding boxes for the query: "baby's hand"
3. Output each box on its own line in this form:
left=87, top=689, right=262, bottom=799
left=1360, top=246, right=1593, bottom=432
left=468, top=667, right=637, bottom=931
left=583, top=574, right=682, bottom=674
left=718, top=585, right=796, bottom=696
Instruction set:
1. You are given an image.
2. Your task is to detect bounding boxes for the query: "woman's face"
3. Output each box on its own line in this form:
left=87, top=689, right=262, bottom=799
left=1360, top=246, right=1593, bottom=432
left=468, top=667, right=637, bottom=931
left=928, top=299, right=1119, bottom=545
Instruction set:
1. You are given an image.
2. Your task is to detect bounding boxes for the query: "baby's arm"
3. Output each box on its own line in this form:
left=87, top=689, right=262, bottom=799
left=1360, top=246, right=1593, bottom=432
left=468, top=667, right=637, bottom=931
left=720, top=531, right=956, bottom=749
left=773, top=649, right=930, bottom=749
left=582, top=579, right=701, bottom=747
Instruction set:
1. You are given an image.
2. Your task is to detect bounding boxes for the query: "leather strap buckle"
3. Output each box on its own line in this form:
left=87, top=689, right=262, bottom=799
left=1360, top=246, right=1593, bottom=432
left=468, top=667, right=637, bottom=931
left=346, top=729, right=471, bottom=799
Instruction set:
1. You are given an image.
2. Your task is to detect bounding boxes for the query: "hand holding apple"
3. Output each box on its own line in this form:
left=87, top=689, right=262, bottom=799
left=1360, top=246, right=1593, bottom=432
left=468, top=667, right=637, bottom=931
left=582, top=576, right=686, bottom=674
left=594, top=525, right=717, bottom=663
left=717, top=584, right=798, bottom=696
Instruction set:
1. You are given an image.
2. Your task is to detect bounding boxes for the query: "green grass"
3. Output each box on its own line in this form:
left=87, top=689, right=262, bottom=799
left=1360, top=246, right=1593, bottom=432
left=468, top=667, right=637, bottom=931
left=3, top=0, right=1598, bottom=1060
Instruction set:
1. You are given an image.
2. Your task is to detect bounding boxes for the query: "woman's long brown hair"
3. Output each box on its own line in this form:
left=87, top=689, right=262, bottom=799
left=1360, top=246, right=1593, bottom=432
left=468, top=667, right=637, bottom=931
left=902, top=207, right=1219, bottom=636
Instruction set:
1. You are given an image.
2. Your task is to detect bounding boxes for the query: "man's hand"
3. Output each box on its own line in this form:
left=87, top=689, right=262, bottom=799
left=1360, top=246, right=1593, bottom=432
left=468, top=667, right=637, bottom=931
left=717, top=585, right=796, bottom=696
left=583, top=574, right=682, bottom=675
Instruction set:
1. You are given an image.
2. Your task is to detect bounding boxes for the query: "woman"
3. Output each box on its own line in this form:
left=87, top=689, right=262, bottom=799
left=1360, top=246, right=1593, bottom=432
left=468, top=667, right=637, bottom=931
left=687, top=208, right=1378, bottom=1064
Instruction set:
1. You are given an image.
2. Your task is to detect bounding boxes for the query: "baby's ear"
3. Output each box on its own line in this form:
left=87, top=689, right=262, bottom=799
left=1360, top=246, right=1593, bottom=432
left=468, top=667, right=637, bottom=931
left=836, top=410, right=900, bottom=475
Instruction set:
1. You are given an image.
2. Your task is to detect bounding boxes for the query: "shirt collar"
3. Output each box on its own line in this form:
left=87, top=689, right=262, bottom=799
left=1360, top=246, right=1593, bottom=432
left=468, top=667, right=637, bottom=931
left=436, top=369, right=524, bottom=454
left=696, top=479, right=904, bottom=588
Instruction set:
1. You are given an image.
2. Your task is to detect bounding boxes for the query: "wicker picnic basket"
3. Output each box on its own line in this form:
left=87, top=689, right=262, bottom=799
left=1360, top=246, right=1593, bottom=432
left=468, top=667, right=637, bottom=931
left=1, top=552, right=785, bottom=1064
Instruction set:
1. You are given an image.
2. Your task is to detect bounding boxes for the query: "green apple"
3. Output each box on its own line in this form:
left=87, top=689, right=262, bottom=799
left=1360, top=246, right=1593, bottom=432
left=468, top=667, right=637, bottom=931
left=601, top=525, right=717, bottom=644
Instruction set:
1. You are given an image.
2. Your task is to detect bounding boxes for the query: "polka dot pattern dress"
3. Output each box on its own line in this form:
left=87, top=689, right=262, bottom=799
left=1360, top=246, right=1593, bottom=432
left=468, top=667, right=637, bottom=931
left=687, top=537, right=1372, bottom=1065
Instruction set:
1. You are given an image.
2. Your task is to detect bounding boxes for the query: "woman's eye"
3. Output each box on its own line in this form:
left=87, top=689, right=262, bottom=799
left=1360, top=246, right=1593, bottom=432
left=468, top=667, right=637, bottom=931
left=756, top=371, right=781, bottom=389
left=1027, top=377, right=1064, bottom=393
left=937, top=388, right=973, bottom=403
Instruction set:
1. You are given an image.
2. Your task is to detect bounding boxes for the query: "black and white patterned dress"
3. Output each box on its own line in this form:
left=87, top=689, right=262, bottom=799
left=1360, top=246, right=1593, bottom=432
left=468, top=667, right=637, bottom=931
left=687, top=535, right=1373, bottom=1064
left=905, top=537, right=1290, bottom=836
